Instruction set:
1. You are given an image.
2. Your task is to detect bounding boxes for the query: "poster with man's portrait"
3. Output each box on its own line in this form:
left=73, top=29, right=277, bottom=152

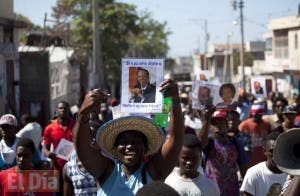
left=192, top=80, right=219, bottom=110
left=121, top=58, right=164, bottom=113
left=251, top=77, right=267, bottom=98
left=196, top=70, right=210, bottom=81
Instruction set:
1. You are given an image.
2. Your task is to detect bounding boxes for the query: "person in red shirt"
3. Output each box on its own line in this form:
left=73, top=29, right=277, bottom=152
left=238, top=102, right=271, bottom=168
left=42, top=101, right=75, bottom=171
left=0, top=138, right=53, bottom=195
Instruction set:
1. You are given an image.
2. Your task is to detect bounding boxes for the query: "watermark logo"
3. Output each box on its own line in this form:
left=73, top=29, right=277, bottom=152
left=6, top=170, right=59, bottom=192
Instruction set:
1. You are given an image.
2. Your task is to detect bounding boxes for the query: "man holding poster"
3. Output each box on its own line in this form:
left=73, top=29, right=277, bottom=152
left=74, top=78, right=184, bottom=195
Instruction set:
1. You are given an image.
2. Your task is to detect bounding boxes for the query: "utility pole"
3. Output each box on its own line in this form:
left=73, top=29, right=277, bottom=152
left=42, top=13, right=47, bottom=48
left=229, top=33, right=234, bottom=83
left=92, top=0, right=104, bottom=88
left=232, top=0, right=245, bottom=91
left=190, top=18, right=209, bottom=70
left=223, top=33, right=232, bottom=83
left=204, top=19, right=209, bottom=70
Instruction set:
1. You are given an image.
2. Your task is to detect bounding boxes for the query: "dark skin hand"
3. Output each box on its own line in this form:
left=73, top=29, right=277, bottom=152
left=198, top=105, right=215, bottom=147
left=74, top=79, right=184, bottom=185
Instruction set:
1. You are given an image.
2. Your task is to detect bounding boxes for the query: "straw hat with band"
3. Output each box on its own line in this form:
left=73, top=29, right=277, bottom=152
left=96, top=116, right=165, bottom=158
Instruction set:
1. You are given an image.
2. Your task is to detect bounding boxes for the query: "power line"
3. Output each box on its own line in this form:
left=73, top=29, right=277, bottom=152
left=243, top=16, right=267, bottom=29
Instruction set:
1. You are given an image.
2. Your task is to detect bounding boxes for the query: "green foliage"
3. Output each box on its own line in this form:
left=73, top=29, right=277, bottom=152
left=54, top=0, right=170, bottom=87
left=14, top=13, right=43, bottom=44
left=233, top=51, right=254, bottom=74
left=129, top=12, right=170, bottom=58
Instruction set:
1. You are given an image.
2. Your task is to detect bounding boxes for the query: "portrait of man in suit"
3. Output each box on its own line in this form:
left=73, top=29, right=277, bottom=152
left=129, top=68, right=156, bottom=103
left=254, top=81, right=264, bottom=94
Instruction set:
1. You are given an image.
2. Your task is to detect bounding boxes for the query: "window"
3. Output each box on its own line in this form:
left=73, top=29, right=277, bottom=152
left=274, top=30, right=288, bottom=58
left=3, top=26, right=13, bottom=43
left=265, top=38, right=272, bottom=51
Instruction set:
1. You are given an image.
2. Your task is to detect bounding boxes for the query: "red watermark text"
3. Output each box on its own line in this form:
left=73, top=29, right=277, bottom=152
left=6, top=170, right=59, bottom=192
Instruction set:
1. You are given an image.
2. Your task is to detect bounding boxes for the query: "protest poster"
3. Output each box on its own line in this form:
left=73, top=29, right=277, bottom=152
left=192, top=80, right=219, bottom=110
left=196, top=70, right=210, bottom=81
left=251, top=76, right=267, bottom=99
left=121, top=58, right=164, bottom=113
left=54, top=138, right=74, bottom=161
left=215, top=82, right=240, bottom=111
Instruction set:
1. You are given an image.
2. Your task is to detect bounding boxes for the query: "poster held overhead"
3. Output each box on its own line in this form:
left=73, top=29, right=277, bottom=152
left=192, top=80, right=219, bottom=110
left=121, top=58, right=164, bottom=113
left=250, top=77, right=267, bottom=99
left=196, top=70, right=210, bottom=81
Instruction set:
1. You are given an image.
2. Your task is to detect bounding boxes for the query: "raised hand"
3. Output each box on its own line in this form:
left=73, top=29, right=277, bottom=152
left=79, top=89, right=110, bottom=115
left=159, top=79, right=180, bottom=100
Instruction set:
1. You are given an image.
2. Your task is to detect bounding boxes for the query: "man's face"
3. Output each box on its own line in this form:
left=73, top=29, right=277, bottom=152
left=254, top=82, right=261, bottom=89
left=265, top=140, right=275, bottom=162
left=274, top=101, right=285, bottom=115
left=179, top=146, right=201, bottom=178
left=16, top=146, right=33, bottom=170
left=137, top=70, right=149, bottom=87
left=253, top=113, right=263, bottom=122
left=56, top=102, right=70, bottom=119
left=0, top=125, right=16, bottom=141
left=115, top=131, right=147, bottom=167
left=211, top=118, right=228, bottom=135
left=227, top=113, right=240, bottom=131
left=221, top=87, right=234, bottom=103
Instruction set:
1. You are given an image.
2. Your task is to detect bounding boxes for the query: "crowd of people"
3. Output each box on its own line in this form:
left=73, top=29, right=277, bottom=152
left=0, top=79, right=300, bottom=196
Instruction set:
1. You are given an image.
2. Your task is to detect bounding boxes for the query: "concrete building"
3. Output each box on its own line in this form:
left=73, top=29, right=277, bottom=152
left=19, top=44, right=80, bottom=126
left=0, top=0, right=27, bottom=115
left=263, top=15, right=300, bottom=97
left=206, top=41, right=265, bottom=85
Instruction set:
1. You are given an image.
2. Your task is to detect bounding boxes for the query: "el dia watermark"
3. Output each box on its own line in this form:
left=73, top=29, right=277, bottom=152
left=6, top=170, right=59, bottom=192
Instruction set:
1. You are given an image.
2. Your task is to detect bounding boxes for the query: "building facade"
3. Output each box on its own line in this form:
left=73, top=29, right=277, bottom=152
left=0, top=0, right=26, bottom=115
left=265, top=15, right=300, bottom=97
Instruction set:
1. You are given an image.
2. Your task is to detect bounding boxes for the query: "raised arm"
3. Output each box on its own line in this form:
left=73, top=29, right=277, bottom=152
left=148, top=79, right=184, bottom=179
left=197, top=106, right=214, bottom=147
left=74, top=89, right=113, bottom=178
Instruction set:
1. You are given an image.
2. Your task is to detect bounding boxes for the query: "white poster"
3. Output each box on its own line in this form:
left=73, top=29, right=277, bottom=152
left=192, top=80, right=219, bottom=110
left=196, top=70, right=210, bottom=81
left=121, top=58, right=164, bottom=113
left=54, top=138, right=74, bottom=161
left=251, top=77, right=267, bottom=99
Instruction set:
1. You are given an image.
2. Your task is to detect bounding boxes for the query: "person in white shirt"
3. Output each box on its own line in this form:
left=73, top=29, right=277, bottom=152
left=17, top=114, right=42, bottom=150
left=165, top=134, right=220, bottom=196
left=240, top=132, right=288, bottom=196
left=0, top=114, right=20, bottom=170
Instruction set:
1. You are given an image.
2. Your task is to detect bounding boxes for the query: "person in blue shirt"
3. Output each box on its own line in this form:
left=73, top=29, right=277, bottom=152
left=74, top=79, right=184, bottom=196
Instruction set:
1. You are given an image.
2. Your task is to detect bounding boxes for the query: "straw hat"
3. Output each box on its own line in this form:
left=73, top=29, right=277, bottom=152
left=96, top=116, right=164, bottom=158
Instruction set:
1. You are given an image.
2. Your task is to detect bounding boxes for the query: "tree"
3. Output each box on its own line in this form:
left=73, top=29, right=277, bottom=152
left=14, top=13, right=43, bottom=44
left=52, top=0, right=170, bottom=92
left=233, top=51, right=254, bottom=74
left=129, top=12, right=170, bottom=58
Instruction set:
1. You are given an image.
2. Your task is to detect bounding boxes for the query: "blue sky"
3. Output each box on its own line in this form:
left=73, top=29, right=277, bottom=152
left=14, top=0, right=299, bottom=57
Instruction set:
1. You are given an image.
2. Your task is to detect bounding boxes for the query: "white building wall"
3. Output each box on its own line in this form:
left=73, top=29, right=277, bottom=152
left=288, top=29, right=300, bottom=70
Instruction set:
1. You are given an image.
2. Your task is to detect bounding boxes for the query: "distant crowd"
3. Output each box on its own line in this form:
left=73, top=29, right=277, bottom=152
left=0, top=79, right=300, bottom=196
